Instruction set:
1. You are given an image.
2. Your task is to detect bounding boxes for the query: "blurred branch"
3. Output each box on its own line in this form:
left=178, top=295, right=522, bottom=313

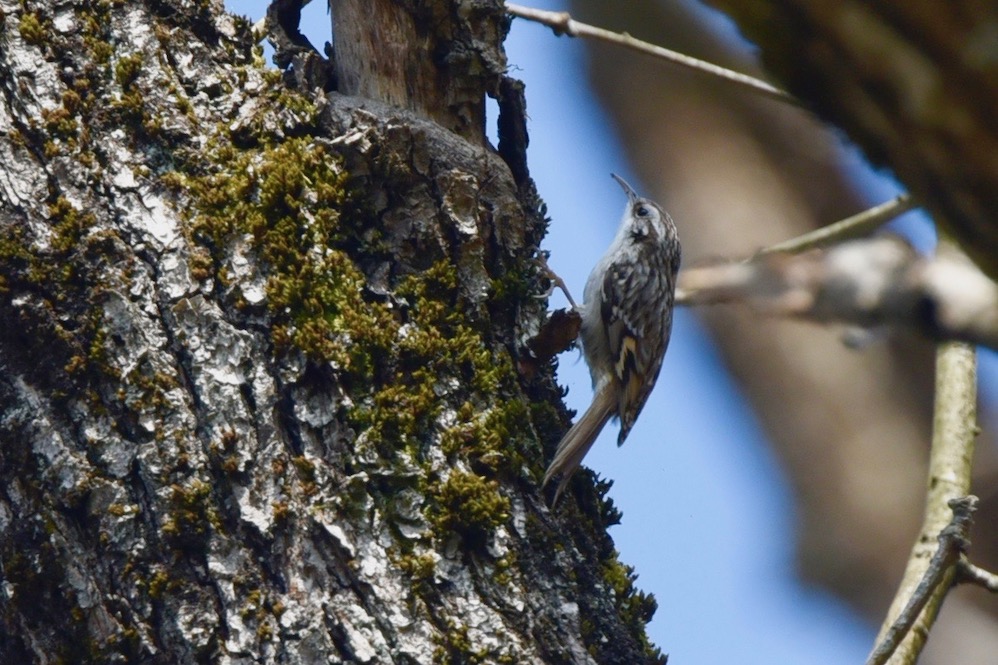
left=758, top=195, right=917, bottom=256
left=676, top=237, right=998, bottom=350
left=708, top=0, right=998, bottom=280
left=505, top=3, right=799, bottom=107
left=866, top=496, right=978, bottom=665
left=956, top=560, right=998, bottom=593
left=868, top=322, right=977, bottom=664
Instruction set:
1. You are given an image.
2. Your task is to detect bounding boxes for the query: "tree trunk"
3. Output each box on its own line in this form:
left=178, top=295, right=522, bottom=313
left=0, top=0, right=661, bottom=662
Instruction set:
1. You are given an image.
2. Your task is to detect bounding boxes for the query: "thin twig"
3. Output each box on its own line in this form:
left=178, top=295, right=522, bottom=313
left=505, top=3, right=800, bottom=107
left=866, top=496, right=978, bottom=665
left=758, top=194, right=917, bottom=256
left=956, top=559, right=998, bottom=593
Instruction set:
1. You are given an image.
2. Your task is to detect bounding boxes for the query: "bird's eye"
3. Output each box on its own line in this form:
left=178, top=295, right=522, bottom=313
left=635, top=205, right=650, bottom=218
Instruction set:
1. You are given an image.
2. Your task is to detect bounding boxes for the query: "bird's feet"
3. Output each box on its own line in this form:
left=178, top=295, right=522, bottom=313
left=534, top=252, right=578, bottom=309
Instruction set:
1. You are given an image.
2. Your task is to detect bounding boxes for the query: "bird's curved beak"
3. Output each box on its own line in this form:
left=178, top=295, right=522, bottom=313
left=611, top=173, right=639, bottom=204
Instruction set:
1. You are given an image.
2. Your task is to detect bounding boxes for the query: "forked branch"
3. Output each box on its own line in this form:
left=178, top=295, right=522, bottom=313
left=867, top=324, right=977, bottom=664
left=866, top=496, right=978, bottom=665
left=956, top=560, right=998, bottom=593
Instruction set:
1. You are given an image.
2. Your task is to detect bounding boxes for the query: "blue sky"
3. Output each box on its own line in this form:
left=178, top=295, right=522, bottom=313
left=224, top=2, right=997, bottom=662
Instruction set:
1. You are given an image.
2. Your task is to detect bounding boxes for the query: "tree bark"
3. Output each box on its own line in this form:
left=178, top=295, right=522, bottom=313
left=0, top=0, right=662, bottom=662
left=328, top=0, right=504, bottom=142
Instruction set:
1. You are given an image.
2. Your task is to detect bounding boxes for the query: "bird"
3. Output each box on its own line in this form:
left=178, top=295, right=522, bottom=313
left=542, top=174, right=681, bottom=506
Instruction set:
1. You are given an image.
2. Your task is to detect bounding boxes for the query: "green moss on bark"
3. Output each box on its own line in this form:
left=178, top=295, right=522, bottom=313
left=428, top=469, right=510, bottom=549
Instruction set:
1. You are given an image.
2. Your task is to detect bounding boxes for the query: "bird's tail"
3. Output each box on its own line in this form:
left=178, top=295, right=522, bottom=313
left=542, top=385, right=615, bottom=506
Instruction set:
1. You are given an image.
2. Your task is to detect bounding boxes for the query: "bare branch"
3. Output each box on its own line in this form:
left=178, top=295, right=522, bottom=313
left=676, top=237, right=998, bottom=350
left=956, top=560, right=998, bottom=593
left=866, top=496, right=978, bottom=665
left=868, top=316, right=977, bottom=664
left=758, top=195, right=918, bottom=256
left=504, top=3, right=800, bottom=107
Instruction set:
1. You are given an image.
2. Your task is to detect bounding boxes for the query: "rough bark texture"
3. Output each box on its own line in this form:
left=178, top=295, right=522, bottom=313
left=0, top=0, right=661, bottom=662
left=329, top=0, right=505, bottom=143
left=571, top=1, right=998, bottom=662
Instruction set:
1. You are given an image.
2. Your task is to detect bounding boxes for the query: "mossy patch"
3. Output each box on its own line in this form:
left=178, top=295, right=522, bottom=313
left=355, top=261, right=533, bottom=471
left=161, top=65, right=664, bottom=659
left=432, top=621, right=488, bottom=665
left=114, top=52, right=143, bottom=90
left=0, top=195, right=131, bottom=409
left=18, top=10, right=49, bottom=46
left=428, top=470, right=510, bottom=549
left=182, top=136, right=396, bottom=374
left=171, top=74, right=537, bottom=493
left=397, top=551, right=437, bottom=582
left=161, top=479, right=221, bottom=551
left=41, top=91, right=82, bottom=145
left=601, top=554, right=661, bottom=658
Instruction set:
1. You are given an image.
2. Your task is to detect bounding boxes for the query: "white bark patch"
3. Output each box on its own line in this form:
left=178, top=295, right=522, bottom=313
left=441, top=171, right=480, bottom=238
left=105, top=143, right=179, bottom=248
left=101, top=290, right=171, bottom=373
left=175, top=599, right=218, bottom=653
left=230, top=234, right=267, bottom=305
left=52, top=8, right=76, bottom=34
left=85, top=418, right=135, bottom=478
left=172, top=295, right=253, bottom=392
left=138, top=186, right=179, bottom=245
left=233, top=483, right=274, bottom=537
left=208, top=544, right=259, bottom=655
left=0, top=502, right=11, bottom=536
left=335, top=605, right=382, bottom=662
left=159, top=250, right=197, bottom=301
left=0, top=133, right=48, bottom=208
left=318, top=521, right=356, bottom=559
